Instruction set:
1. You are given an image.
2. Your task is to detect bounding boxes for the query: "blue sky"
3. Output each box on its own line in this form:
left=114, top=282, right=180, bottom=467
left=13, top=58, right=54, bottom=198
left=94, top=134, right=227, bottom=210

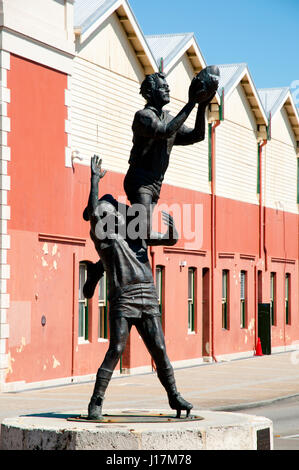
left=129, top=0, right=299, bottom=102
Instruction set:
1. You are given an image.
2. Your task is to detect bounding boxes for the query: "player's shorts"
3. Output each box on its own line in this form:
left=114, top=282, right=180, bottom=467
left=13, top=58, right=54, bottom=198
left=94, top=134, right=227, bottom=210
left=109, top=282, right=161, bottom=319
left=123, top=169, right=162, bottom=204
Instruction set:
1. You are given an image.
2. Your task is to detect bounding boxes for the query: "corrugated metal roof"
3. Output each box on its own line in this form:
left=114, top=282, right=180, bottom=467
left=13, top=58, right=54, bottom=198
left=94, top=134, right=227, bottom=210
left=216, top=63, right=247, bottom=95
left=74, top=0, right=119, bottom=32
left=145, top=33, right=194, bottom=69
left=257, top=87, right=289, bottom=118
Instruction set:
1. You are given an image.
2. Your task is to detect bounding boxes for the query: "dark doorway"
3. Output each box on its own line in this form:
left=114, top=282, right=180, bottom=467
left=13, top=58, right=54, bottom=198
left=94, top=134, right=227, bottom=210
left=258, top=303, right=271, bottom=355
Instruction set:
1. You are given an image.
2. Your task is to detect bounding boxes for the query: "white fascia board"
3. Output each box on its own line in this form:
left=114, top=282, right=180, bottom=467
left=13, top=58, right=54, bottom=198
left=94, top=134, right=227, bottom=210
left=269, top=89, right=289, bottom=118
left=279, top=90, right=299, bottom=123
left=223, top=66, right=268, bottom=126
left=222, top=65, right=247, bottom=102
left=190, top=37, right=207, bottom=70
left=245, top=70, right=268, bottom=126
left=80, top=0, right=158, bottom=73
left=164, top=37, right=195, bottom=74
left=0, top=30, right=74, bottom=75
left=80, top=0, right=123, bottom=43
left=122, top=1, right=158, bottom=73
left=284, top=90, right=299, bottom=138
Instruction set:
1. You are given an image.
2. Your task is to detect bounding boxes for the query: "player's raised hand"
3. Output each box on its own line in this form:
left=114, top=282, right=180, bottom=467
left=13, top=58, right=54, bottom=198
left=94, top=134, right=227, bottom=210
left=91, top=155, right=107, bottom=179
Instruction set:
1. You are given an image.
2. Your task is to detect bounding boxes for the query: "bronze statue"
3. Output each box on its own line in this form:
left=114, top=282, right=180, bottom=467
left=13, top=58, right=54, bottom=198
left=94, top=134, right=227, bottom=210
left=123, top=66, right=219, bottom=237
left=82, top=68, right=219, bottom=419
left=85, top=156, right=193, bottom=419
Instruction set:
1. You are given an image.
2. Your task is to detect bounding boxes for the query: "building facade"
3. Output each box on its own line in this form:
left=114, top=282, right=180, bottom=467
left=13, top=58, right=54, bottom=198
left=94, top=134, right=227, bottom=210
left=0, top=0, right=298, bottom=391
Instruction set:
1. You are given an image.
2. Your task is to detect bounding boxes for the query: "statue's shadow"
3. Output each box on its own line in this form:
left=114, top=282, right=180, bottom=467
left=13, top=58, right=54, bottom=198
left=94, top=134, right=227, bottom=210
left=20, top=411, right=79, bottom=420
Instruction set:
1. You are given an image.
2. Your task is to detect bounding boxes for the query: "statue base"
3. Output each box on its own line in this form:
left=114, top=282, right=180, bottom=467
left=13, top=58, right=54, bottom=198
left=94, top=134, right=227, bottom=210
left=1, top=409, right=273, bottom=450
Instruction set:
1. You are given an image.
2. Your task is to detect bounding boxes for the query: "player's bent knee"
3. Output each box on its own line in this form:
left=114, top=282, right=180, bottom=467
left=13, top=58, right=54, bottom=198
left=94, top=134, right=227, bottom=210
left=107, top=343, right=125, bottom=361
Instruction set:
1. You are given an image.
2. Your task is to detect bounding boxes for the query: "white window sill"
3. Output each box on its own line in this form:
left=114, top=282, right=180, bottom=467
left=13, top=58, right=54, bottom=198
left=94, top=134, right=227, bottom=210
left=78, top=338, right=90, bottom=345
left=98, top=338, right=108, bottom=343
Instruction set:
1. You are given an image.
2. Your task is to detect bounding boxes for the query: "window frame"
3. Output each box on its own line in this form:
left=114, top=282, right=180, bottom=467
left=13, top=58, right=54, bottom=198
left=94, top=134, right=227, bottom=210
left=188, top=267, right=196, bottom=333
left=270, top=272, right=276, bottom=326
left=155, top=265, right=165, bottom=330
left=78, top=262, right=89, bottom=342
left=98, top=271, right=108, bottom=340
left=240, top=270, right=247, bottom=329
left=222, top=270, right=229, bottom=330
left=285, top=273, right=291, bottom=325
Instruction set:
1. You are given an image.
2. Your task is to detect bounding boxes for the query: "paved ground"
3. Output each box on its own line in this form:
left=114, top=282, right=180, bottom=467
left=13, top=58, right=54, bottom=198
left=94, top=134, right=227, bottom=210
left=1, top=351, right=299, bottom=424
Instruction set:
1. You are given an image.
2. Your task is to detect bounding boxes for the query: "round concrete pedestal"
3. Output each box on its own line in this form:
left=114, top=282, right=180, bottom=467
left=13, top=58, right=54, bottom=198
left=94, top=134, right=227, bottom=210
left=0, top=409, right=273, bottom=450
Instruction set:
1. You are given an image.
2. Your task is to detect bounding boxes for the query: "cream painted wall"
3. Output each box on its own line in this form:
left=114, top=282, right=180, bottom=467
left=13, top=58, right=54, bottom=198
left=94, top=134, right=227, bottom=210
left=78, top=12, right=144, bottom=83
left=0, top=0, right=74, bottom=53
left=71, top=56, right=144, bottom=174
left=166, top=53, right=194, bottom=103
left=215, top=83, right=259, bottom=205
left=216, top=119, right=259, bottom=205
left=164, top=98, right=210, bottom=195
left=224, top=84, right=257, bottom=131
left=270, top=107, right=297, bottom=148
left=263, top=107, right=298, bottom=214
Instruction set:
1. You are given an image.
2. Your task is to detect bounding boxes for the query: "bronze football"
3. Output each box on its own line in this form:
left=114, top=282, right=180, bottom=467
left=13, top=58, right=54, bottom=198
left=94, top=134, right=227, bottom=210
left=190, top=65, right=220, bottom=103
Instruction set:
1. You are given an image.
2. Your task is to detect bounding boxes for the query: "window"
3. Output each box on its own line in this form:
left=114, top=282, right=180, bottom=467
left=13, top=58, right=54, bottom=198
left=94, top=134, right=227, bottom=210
left=155, top=266, right=164, bottom=318
left=98, top=272, right=108, bottom=339
left=270, top=272, right=276, bottom=326
left=188, top=268, right=195, bottom=333
left=79, top=262, right=89, bottom=341
left=222, top=270, right=229, bottom=329
left=240, top=271, right=247, bottom=328
left=285, top=273, right=290, bottom=325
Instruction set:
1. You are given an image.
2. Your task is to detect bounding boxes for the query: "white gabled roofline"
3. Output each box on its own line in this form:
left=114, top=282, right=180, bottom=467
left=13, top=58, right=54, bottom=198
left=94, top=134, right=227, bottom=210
left=78, top=0, right=158, bottom=73
left=257, top=87, right=299, bottom=140
left=162, top=34, right=206, bottom=74
left=79, top=0, right=123, bottom=41
left=242, top=67, right=268, bottom=126
left=218, top=63, right=268, bottom=126
left=121, top=0, right=158, bottom=72
left=218, top=63, right=247, bottom=101
left=285, top=89, right=299, bottom=121
left=282, top=90, right=299, bottom=140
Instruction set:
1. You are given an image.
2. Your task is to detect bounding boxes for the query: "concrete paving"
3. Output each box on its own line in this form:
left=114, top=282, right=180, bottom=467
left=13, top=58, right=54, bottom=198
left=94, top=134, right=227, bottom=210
left=1, top=351, right=299, bottom=425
